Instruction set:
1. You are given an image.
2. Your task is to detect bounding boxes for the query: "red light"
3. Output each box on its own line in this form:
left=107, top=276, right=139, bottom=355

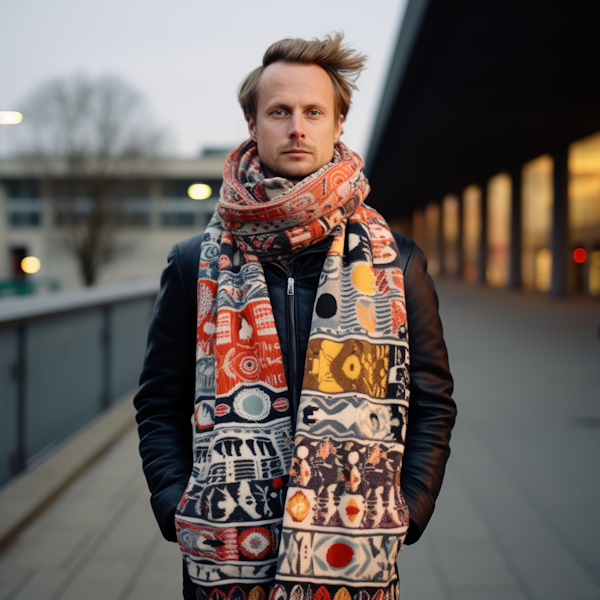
left=573, top=248, right=587, bottom=263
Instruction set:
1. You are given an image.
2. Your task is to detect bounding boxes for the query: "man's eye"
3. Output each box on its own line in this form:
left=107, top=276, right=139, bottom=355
left=308, top=110, right=320, bottom=117
left=273, top=109, right=286, bottom=116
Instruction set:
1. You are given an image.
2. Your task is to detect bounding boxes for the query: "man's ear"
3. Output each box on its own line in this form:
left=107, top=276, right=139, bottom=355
left=247, top=114, right=258, bottom=142
left=334, top=113, right=344, bottom=142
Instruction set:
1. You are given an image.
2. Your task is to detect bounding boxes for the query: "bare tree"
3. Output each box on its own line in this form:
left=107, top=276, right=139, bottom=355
left=19, top=74, right=166, bottom=285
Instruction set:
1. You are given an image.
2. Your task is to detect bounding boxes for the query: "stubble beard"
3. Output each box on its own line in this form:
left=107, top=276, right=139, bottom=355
left=262, top=145, right=333, bottom=183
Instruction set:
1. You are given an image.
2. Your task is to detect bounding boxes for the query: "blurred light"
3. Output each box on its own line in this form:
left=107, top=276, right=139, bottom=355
left=0, top=111, right=23, bottom=125
left=535, top=248, right=552, bottom=292
left=21, top=256, right=41, bottom=274
left=188, top=183, right=212, bottom=200
left=590, top=251, right=600, bottom=296
left=573, top=248, right=587, bottom=264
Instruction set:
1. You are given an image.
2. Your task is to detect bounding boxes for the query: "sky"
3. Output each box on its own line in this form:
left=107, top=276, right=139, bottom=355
left=0, top=0, right=406, bottom=160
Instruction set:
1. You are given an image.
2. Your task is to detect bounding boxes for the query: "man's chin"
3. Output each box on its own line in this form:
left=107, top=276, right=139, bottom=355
left=268, top=159, right=323, bottom=182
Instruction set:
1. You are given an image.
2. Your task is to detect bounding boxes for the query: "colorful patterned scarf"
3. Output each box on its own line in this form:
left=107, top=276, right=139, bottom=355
left=175, top=139, right=410, bottom=600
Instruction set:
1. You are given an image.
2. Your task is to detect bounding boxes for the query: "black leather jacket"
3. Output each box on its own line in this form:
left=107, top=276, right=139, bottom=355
left=134, top=230, right=456, bottom=546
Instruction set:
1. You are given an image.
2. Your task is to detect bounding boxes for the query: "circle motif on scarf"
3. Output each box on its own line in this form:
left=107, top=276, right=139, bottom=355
left=215, top=403, right=230, bottom=417
left=286, top=490, right=310, bottom=522
left=316, top=293, right=337, bottom=319
left=357, top=403, right=393, bottom=439
left=201, top=241, right=220, bottom=260
left=224, top=348, right=260, bottom=380
left=351, top=263, right=376, bottom=296
left=326, top=542, right=354, bottom=568
left=233, top=389, right=271, bottom=421
left=342, top=355, right=361, bottom=380
left=273, top=397, right=289, bottom=412
left=177, top=529, right=197, bottom=552
left=239, top=527, right=272, bottom=559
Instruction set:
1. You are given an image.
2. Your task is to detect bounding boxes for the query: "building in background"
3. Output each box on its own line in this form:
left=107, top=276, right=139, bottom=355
left=0, top=151, right=226, bottom=292
left=366, top=0, right=600, bottom=297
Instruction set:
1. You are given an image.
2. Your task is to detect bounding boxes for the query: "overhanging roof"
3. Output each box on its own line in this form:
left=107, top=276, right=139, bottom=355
left=366, top=0, right=600, bottom=217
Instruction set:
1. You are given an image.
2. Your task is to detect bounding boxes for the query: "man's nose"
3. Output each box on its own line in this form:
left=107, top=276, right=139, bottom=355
left=288, top=114, right=305, bottom=139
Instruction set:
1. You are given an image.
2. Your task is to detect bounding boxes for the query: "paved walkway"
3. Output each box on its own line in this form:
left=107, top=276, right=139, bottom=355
left=0, top=280, right=599, bottom=600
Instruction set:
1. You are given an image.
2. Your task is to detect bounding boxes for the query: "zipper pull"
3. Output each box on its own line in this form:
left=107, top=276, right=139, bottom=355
left=287, top=277, right=295, bottom=296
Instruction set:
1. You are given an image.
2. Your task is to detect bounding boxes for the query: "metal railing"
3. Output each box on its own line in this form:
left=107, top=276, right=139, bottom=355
left=0, top=280, right=159, bottom=488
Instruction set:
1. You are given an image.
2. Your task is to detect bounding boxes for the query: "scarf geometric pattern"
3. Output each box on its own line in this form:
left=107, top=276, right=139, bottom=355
left=175, top=140, right=410, bottom=600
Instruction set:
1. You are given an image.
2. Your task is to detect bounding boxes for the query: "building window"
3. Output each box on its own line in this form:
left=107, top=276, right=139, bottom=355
left=8, top=212, right=41, bottom=227
left=5, top=179, right=42, bottom=228
left=122, top=197, right=151, bottom=227
left=161, top=213, right=196, bottom=227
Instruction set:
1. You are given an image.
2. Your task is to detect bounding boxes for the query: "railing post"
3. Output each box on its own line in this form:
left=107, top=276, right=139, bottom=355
left=101, top=305, right=112, bottom=409
left=10, top=324, right=27, bottom=474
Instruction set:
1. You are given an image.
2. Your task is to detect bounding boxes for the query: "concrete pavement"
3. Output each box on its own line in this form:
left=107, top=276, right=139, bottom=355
left=0, top=279, right=598, bottom=600
left=399, top=280, right=600, bottom=600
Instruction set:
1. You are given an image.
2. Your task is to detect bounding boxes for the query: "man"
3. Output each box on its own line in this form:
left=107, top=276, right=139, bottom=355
left=135, top=33, right=456, bottom=600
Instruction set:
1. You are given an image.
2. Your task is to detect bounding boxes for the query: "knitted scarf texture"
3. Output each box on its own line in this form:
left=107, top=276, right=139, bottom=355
left=175, top=139, right=411, bottom=600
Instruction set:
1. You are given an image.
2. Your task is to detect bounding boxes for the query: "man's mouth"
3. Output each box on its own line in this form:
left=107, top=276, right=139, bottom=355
left=283, top=149, right=310, bottom=156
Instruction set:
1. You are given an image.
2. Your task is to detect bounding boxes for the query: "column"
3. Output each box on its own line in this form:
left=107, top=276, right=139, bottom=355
left=508, top=165, right=522, bottom=289
left=550, top=144, right=569, bottom=296
left=456, top=194, right=464, bottom=279
left=477, top=182, right=488, bottom=283
left=437, top=200, right=445, bottom=276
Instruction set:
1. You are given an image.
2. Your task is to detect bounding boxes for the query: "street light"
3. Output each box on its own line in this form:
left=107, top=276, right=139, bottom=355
left=188, top=183, right=212, bottom=200
left=0, top=111, right=23, bottom=157
left=0, top=111, right=23, bottom=125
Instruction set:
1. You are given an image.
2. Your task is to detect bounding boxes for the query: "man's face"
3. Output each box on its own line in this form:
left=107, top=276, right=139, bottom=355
left=247, top=62, right=344, bottom=181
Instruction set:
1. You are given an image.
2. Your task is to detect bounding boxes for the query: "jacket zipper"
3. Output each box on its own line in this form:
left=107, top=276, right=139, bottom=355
left=272, top=242, right=329, bottom=435
left=286, top=270, right=298, bottom=435
left=271, top=260, right=300, bottom=435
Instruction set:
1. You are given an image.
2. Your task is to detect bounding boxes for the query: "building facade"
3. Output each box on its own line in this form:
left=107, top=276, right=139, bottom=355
left=0, top=153, right=226, bottom=292
left=366, top=0, right=600, bottom=297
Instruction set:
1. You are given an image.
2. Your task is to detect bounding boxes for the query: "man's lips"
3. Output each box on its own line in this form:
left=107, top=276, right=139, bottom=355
left=283, top=148, right=311, bottom=155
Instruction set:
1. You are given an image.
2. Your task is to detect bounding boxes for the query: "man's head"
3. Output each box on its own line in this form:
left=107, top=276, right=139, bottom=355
left=238, top=33, right=366, bottom=181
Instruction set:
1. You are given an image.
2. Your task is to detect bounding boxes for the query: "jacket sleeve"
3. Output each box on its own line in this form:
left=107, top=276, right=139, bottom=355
left=400, top=242, right=456, bottom=545
left=134, top=242, right=197, bottom=542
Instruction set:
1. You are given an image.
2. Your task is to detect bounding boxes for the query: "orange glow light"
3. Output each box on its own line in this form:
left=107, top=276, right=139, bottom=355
left=573, top=248, right=587, bottom=264
left=21, top=256, right=41, bottom=274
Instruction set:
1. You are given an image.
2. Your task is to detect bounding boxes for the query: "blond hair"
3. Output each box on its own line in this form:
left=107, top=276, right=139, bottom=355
left=238, top=33, right=367, bottom=121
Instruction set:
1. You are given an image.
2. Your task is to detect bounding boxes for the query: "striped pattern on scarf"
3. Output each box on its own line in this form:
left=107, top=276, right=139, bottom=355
left=174, top=139, right=410, bottom=600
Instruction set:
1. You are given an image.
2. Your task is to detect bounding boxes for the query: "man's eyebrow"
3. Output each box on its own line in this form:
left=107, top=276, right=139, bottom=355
left=263, top=101, right=329, bottom=113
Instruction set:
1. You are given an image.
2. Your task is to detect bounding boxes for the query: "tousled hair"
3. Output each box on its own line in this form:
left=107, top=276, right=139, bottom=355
left=238, top=33, right=367, bottom=122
